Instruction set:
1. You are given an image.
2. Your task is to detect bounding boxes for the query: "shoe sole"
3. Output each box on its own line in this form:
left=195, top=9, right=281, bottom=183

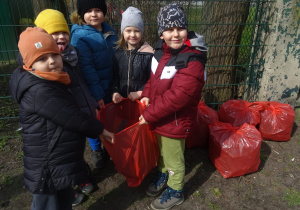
left=72, top=196, right=85, bottom=206
left=150, top=197, right=184, bottom=210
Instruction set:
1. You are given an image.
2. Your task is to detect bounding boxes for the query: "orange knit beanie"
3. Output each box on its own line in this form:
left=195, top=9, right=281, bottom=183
left=18, top=27, right=61, bottom=70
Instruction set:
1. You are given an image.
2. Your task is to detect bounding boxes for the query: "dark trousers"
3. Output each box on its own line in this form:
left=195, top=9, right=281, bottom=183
left=31, top=187, right=75, bottom=210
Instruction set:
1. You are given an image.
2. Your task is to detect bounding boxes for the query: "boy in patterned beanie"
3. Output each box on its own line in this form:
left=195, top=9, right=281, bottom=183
left=139, top=3, right=207, bottom=210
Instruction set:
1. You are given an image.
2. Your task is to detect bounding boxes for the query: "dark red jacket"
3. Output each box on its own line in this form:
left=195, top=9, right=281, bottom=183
left=142, top=36, right=207, bottom=139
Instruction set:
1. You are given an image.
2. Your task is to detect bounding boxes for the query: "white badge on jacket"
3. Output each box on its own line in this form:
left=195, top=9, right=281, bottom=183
left=151, top=57, right=178, bottom=79
left=160, top=66, right=177, bottom=79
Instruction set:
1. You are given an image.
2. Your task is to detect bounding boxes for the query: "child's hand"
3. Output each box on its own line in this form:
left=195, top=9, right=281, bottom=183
left=140, top=97, right=150, bottom=106
left=95, top=109, right=99, bottom=118
left=128, top=91, right=142, bottom=101
left=139, top=115, right=148, bottom=125
left=99, top=129, right=114, bottom=144
left=112, top=93, right=123, bottom=104
left=98, top=99, right=105, bottom=109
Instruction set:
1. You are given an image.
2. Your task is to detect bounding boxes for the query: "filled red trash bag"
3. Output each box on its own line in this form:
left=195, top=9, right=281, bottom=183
left=258, top=101, right=295, bottom=141
left=219, top=100, right=263, bottom=127
left=99, top=99, right=159, bottom=187
left=186, top=101, right=219, bottom=148
left=209, top=121, right=262, bottom=178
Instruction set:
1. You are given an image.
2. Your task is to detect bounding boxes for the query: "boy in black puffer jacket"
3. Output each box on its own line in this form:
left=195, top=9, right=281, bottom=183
left=34, top=9, right=102, bottom=205
left=9, top=27, right=114, bottom=210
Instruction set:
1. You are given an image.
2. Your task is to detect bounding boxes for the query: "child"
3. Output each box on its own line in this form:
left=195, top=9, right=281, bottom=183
left=34, top=9, right=99, bottom=205
left=139, top=3, right=208, bottom=210
left=70, top=0, right=118, bottom=168
left=112, top=6, right=154, bottom=103
left=9, top=27, right=114, bottom=210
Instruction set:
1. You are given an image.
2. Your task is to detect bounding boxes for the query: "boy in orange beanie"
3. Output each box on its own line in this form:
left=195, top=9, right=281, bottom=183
left=34, top=9, right=101, bottom=205
left=10, top=27, right=114, bottom=210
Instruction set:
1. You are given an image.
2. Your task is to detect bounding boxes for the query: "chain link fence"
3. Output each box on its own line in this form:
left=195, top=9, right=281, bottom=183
left=0, top=0, right=274, bottom=139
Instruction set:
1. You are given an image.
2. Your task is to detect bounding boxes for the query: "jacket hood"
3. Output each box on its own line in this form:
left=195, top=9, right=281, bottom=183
left=10, top=67, right=41, bottom=103
left=70, top=11, right=113, bottom=36
left=188, top=31, right=209, bottom=52
left=138, top=42, right=154, bottom=54
left=70, top=10, right=84, bottom=25
left=70, top=20, right=115, bottom=38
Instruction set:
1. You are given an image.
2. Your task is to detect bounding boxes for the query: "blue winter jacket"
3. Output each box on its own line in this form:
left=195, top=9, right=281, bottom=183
left=70, top=22, right=117, bottom=103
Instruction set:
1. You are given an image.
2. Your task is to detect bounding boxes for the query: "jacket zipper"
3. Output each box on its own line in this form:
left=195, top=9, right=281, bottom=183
left=175, top=112, right=178, bottom=126
left=127, top=50, right=132, bottom=96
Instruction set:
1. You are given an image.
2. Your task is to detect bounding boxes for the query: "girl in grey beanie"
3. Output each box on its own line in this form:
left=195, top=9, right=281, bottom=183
left=112, top=6, right=154, bottom=103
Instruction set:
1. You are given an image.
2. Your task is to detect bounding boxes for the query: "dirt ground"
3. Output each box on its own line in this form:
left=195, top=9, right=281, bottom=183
left=1, top=121, right=300, bottom=210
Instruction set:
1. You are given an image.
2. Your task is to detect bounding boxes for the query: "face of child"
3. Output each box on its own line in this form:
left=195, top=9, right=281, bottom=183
left=160, top=27, right=188, bottom=49
left=32, top=53, right=63, bottom=74
left=84, top=8, right=104, bottom=30
left=51, top=32, right=70, bottom=52
left=123, top=27, right=142, bottom=50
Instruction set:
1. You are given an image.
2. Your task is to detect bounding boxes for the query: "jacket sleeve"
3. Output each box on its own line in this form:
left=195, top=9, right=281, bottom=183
left=33, top=85, right=104, bottom=138
left=143, top=60, right=205, bottom=123
left=71, top=34, right=105, bottom=101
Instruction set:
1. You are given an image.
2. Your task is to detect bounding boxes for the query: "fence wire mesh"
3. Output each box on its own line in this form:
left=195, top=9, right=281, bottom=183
left=0, top=0, right=274, bottom=139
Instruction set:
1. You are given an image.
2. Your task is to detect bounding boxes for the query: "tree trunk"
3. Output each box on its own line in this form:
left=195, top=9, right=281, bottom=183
left=200, top=1, right=250, bottom=107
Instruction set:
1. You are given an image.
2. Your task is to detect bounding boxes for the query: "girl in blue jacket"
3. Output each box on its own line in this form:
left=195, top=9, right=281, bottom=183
left=70, top=0, right=118, bottom=169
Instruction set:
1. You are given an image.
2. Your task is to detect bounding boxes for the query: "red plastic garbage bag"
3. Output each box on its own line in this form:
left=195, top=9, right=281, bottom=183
left=209, top=121, right=262, bottom=178
left=219, top=100, right=263, bottom=127
left=258, top=101, right=295, bottom=141
left=186, top=101, right=219, bottom=148
left=99, top=99, right=159, bottom=187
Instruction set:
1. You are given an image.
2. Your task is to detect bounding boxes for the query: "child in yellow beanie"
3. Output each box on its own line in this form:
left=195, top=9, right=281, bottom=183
left=34, top=8, right=103, bottom=206
left=10, top=26, right=114, bottom=210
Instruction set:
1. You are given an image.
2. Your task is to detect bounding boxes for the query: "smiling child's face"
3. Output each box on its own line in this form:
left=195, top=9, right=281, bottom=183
left=160, top=27, right=188, bottom=49
left=84, top=8, right=105, bottom=31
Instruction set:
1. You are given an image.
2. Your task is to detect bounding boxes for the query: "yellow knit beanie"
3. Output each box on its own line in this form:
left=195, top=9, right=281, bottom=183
left=35, top=9, right=70, bottom=35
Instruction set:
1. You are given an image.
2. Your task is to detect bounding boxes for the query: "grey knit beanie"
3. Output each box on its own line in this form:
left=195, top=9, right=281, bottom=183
left=157, top=3, right=188, bottom=36
left=121, top=7, right=144, bottom=33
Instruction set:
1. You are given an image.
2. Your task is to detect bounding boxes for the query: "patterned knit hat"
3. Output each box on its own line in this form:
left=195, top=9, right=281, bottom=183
left=35, top=9, right=70, bottom=35
left=77, top=0, right=107, bottom=19
left=157, top=3, right=188, bottom=36
left=18, top=27, right=61, bottom=70
left=121, top=7, right=144, bottom=33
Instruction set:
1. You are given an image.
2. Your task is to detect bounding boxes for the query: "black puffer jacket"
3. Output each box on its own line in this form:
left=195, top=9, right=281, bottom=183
left=9, top=68, right=104, bottom=194
left=62, top=44, right=98, bottom=116
left=112, top=42, right=154, bottom=98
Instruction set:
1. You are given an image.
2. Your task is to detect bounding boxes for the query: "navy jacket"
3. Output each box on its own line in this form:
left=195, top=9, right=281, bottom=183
left=70, top=22, right=117, bottom=103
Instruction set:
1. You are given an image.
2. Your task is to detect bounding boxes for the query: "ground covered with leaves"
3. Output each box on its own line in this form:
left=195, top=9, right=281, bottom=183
left=1, top=121, right=300, bottom=210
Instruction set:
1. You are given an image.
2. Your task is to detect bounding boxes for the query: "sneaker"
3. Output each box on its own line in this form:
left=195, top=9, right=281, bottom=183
left=72, top=192, right=84, bottom=207
left=91, top=149, right=105, bottom=169
left=80, top=180, right=94, bottom=195
left=146, top=171, right=169, bottom=197
left=150, top=187, right=184, bottom=210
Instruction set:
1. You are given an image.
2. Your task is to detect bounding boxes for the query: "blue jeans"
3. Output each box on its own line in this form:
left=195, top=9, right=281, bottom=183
left=88, top=137, right=102, bottom=151
left=31, top=187, right=74, bottom=210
